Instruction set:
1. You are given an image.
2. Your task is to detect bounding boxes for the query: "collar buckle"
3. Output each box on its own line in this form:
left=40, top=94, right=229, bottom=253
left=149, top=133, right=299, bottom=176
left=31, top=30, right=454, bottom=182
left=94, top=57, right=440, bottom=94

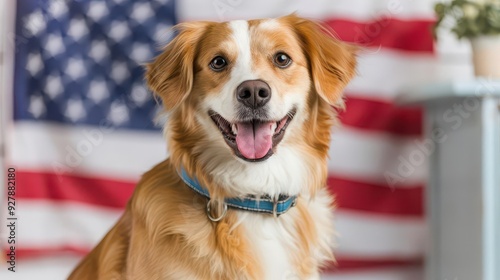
left=206, top=200, right=227, bottom=222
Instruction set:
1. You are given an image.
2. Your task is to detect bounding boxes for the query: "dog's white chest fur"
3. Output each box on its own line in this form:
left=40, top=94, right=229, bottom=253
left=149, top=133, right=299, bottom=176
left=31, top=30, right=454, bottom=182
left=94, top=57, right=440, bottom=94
left=238, top=190, right=333, bottom=280
left=239, top=212, right=296, bottom=280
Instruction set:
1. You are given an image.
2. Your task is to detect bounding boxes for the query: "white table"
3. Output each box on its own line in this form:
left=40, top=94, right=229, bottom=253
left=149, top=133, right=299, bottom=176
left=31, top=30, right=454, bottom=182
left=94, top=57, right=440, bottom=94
left=398, top=79, right=500, bottom=280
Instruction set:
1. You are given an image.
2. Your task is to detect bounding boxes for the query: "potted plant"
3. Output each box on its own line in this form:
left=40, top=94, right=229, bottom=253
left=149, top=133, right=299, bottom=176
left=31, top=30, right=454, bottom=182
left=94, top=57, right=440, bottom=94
left=434, top=0, right=500, bottom=78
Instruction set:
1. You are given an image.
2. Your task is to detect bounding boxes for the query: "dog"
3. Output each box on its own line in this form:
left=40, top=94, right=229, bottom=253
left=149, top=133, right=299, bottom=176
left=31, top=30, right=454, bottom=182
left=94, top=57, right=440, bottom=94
left=68, top=14, right=356, bottom=280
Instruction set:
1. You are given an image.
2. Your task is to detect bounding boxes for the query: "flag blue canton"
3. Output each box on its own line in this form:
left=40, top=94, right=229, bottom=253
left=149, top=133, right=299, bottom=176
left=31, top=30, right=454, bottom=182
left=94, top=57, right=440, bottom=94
left=14, top=0, right=177, bottom=131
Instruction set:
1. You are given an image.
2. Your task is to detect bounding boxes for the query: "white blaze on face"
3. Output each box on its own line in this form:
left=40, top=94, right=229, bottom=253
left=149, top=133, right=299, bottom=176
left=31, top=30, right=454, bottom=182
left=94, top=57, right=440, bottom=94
left=228, top=20, right=255, bottom=83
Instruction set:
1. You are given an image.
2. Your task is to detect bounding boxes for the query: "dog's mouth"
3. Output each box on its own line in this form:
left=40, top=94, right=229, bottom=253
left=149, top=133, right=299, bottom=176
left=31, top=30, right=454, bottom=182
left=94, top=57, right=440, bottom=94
left=209, top=108, right=296, bottom=162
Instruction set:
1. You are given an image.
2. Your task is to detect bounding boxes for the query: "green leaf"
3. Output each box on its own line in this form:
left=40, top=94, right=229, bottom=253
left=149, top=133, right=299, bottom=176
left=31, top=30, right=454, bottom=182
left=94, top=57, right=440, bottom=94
left=435, top=3, right=446, bottom=16
left=434, top=0, right=500, bottom=39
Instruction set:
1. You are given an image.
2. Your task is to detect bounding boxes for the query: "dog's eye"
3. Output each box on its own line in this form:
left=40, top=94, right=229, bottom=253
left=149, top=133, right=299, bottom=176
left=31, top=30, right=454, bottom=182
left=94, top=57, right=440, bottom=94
left=273, top=53, right=292, bottom=68
left=209, top=56, right=228, bottom=71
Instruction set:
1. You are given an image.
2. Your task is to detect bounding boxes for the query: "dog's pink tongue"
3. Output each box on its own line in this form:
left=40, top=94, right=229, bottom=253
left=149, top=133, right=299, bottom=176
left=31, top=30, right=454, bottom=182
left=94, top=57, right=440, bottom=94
left=236, top=122, right=274, bottom=159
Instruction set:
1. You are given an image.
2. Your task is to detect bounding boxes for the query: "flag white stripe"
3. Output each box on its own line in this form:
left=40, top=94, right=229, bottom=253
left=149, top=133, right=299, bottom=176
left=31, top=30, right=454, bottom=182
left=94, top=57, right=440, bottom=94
left=9, top=121, right=167, bottom=181
left=346, top=50, right=472, bottom=101
left=335, top=210, right=425, bottom=258
left=11, top=200, right=424, bottom=259
left=11, top=121, right=426, bottom=187
left=0, top=256, right=79, bottom=280
left=12, top=200, right=122, bottom=249
left=177, top=0, right=435, bottom=22
left=329, top=126, right=427, bottom=187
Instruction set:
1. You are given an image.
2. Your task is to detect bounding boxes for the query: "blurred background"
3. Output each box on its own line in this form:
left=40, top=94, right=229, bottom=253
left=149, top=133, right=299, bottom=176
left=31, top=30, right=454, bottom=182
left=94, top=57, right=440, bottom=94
left=0, top=0, right=495, bottom=279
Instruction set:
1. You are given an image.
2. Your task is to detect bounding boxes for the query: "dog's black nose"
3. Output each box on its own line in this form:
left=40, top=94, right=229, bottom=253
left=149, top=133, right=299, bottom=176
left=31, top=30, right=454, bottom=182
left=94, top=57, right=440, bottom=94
left=236, top=80, right=271, bottom=109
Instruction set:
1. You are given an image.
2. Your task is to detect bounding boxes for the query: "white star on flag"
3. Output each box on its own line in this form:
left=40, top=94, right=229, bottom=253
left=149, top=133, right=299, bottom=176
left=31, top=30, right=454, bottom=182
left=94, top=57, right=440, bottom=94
left=44, top=74, right=64, bottom=100
left=108, top=21, right=130, bottom=42
left=43, top=33, right=66, bottom=57
left=108, top=100, right=130, bottom=125
left=26, top=52, right=44, bottom=77
left=65, top=57, right=87, bottom=80
left=131, top=2, right=154, bottom=24
left=28, top=94, right=47, bottom=118
left=87, top=1, right=109, bottom=22
left=67, top=18, right=89, bottom=41
left=89, top=40, right=110, bottom=62
left=87, top=80, right=110, bottom=104
left=130, top=84, right=151, bottom=107
left=110, top=62, right=130, bottom=84
left=64, top=98, right=87, bottom=122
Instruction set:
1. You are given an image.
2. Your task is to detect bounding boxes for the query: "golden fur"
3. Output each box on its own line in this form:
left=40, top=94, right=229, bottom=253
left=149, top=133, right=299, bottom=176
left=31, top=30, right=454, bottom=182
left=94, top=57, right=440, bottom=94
left=69, top=14, right=356, bottom=280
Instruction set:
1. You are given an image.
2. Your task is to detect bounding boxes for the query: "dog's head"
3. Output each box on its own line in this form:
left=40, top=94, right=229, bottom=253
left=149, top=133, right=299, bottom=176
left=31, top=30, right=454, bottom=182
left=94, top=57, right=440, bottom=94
left=147, top=15, right=356, bottom=197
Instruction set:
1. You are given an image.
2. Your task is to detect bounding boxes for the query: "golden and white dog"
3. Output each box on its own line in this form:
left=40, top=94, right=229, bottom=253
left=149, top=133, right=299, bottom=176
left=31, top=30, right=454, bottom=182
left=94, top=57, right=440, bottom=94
left=69, top=14, right=356, bottom=280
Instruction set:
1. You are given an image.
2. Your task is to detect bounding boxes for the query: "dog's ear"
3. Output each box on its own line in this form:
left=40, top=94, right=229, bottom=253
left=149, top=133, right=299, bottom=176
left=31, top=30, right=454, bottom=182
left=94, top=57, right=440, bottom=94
left=286, top=15, right=357, bottom=106
left=146, top=22, right=210, bottom=110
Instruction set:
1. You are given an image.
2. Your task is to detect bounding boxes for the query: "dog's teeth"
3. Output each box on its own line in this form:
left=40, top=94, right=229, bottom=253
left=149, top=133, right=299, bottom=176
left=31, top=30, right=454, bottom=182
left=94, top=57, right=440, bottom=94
left=271, top=122, right=277, bottom=132
left=232, top=124, right=238, bottom=135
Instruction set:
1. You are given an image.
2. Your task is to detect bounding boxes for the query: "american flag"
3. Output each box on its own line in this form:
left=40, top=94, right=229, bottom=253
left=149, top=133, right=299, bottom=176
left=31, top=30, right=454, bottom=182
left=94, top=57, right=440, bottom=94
left=0, top=0, right=473, bottom=279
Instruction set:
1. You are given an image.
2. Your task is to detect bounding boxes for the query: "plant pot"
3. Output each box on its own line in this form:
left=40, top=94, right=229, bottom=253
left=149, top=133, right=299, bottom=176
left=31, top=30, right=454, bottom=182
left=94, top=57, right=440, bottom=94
left=470, top=35, right=500, bottom=78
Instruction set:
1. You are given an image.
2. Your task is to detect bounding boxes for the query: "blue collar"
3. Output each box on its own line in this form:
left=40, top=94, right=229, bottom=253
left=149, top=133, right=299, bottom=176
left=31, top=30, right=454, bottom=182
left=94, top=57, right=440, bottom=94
left=179, top=168, right=297, bottom=219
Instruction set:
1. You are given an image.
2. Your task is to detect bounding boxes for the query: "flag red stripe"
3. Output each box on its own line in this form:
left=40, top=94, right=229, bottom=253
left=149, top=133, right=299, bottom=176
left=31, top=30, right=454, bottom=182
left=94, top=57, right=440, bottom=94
left=326, top=258, right=423, bottom=272
left=17, top=170, right=135, bottom=209
left=340, top=96, right=423, bottom=136
left=328, top=176, right=424, bottom=216
left=17, top=170, right=423, bottom=216
left=14, top=247, right=90, bottom=259
left=325, top=18, right=435, bottom=52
